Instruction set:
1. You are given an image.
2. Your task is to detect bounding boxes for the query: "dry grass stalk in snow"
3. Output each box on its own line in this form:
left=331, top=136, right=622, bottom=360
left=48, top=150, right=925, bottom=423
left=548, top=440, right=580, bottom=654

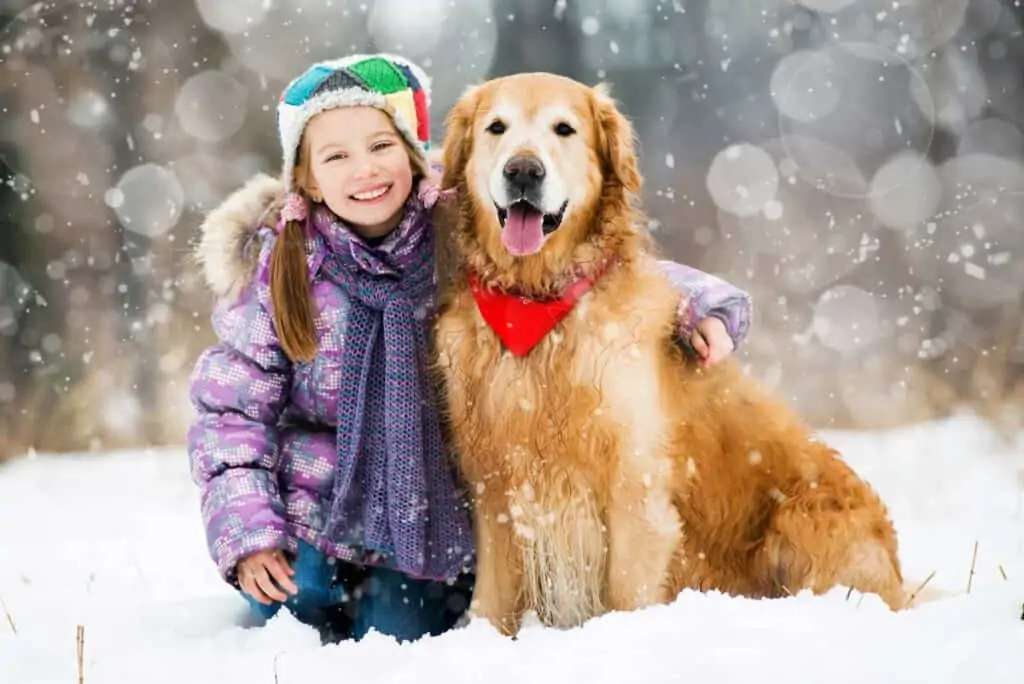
left=76, top=624, right=85, bottom=684
left=274, top=651, right=286, bottom=684
left=0, top=593, right=16, bottom=635
left=904, top=571, right=937, bottom=608
left=967, top=541, right=979, bottom=595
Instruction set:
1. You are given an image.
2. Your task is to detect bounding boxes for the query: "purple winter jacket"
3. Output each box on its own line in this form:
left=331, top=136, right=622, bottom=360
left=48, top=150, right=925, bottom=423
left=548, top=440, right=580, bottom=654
left=187, top=173, right=753, bottom=586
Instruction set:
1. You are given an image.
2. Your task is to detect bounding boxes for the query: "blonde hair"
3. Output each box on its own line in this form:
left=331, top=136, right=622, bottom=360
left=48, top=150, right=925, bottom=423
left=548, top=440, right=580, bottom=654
left=269, top=129, right=428, bottom=363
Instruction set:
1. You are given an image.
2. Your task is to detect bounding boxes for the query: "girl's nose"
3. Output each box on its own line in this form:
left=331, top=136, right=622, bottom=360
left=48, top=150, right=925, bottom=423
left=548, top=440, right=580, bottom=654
left=350, top=156, right=380, bottom=180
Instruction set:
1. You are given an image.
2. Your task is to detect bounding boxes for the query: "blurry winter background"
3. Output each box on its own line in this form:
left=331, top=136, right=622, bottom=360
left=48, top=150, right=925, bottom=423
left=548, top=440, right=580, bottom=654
left=1, top=0, right=1023, bottom=461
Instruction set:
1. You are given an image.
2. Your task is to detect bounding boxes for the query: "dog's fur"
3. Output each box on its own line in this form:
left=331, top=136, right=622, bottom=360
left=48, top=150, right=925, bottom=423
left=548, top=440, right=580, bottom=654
left=431, top=73, right=904, bottom=635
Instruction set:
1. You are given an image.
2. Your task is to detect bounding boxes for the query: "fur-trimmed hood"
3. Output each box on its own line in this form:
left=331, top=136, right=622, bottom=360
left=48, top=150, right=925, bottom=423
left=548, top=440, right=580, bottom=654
left=193, top=173, right=287, bottom=300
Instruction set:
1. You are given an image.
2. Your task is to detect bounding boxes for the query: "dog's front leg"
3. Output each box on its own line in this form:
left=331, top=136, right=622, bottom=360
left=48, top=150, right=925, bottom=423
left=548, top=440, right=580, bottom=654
left=605, top=481, right=681, bottom=612
left=468, top=504, right=524, bottom=636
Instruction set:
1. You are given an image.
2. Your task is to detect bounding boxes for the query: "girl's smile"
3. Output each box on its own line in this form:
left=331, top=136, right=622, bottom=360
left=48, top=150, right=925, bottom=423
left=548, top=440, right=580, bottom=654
left=350, top=182, right=393, bottom=203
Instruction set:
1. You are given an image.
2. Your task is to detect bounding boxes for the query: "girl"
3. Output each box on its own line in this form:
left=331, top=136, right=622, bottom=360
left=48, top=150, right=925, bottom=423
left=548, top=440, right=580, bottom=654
left=188, top=53, right=752, bottom=644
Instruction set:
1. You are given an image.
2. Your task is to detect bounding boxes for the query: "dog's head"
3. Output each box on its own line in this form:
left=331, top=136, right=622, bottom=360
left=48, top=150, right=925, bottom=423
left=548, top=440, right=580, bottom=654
left=439, top=73, right=642, bottom=281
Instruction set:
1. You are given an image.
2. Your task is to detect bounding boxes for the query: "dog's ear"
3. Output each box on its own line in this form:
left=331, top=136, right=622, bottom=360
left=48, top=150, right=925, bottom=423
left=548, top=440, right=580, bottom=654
left=592, top=82, right=641, bottom=195
left=440, top=84, right=480, bottom=191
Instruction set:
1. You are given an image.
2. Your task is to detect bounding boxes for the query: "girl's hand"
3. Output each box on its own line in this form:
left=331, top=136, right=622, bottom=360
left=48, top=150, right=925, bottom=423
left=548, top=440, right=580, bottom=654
left=237, top=549, right=298, bottom=605
left=690, top=316, right=734, bottom=368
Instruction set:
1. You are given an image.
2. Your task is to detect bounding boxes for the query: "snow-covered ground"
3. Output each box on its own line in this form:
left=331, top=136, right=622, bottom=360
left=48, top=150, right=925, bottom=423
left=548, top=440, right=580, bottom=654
left=1, top=413, right=1022, bottom=684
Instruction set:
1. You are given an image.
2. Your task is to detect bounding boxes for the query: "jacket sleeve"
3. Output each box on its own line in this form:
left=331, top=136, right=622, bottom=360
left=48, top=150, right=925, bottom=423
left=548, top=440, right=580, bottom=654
left=186, top=261, right=294, bottom=585
left=658, top=260, right=752, bottom=350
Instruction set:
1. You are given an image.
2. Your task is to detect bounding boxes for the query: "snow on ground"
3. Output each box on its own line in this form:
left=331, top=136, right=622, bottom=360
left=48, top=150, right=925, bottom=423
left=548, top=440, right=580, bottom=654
left=1, top=413, right=1023, bottom=684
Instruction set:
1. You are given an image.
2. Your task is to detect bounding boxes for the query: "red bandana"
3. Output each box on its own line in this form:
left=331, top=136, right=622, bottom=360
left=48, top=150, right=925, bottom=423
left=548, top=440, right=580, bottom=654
left=468, top=265, right=609, bottom=357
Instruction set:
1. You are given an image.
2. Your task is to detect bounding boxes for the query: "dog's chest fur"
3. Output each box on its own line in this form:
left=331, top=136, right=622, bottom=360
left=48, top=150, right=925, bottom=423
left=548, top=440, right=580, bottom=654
left=435, top=264, right=681, bottom=625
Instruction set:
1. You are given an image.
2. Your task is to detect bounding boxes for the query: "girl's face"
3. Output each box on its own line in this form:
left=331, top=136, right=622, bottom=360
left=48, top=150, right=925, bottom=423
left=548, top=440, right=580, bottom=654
left=300, top=106, right=415, bottom=240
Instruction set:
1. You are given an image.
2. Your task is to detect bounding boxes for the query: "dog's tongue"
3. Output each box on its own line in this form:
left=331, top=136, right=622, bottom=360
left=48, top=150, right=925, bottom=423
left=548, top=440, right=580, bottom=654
left=501, top=203, right=544, bottom=256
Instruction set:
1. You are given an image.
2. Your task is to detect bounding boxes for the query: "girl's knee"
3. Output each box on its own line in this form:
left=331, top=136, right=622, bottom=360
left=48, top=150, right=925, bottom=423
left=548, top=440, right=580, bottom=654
left=288, top=540, right=341, bottom=597
left=354, top=569, right=471, bottom=642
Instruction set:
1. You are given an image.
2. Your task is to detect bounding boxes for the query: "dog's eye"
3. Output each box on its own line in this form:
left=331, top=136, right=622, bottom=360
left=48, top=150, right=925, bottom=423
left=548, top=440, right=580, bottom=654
left=554, top=122, right=576, bottom=137
left=486, top=120, right=507, bottom=135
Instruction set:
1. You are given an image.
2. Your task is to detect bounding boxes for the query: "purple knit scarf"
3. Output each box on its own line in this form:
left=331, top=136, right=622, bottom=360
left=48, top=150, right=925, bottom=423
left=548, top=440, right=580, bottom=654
left=313, top=195, right=473, bottom=580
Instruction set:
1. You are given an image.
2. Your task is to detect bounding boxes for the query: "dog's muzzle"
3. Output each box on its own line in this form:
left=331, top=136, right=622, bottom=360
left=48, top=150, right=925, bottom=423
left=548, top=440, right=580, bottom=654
left=494, top=153, right=568, bottom=256
left=503, top=154, right=545, bottom=197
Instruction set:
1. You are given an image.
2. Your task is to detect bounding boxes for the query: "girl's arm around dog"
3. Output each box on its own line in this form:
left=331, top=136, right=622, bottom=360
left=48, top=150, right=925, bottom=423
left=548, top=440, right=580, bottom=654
left=659, top=260, right=752, bottom=351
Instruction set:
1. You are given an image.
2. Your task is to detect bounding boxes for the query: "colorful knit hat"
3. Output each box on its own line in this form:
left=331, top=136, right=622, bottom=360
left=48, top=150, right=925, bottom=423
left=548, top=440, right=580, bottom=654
left=276, top=53, right=431, bottom=192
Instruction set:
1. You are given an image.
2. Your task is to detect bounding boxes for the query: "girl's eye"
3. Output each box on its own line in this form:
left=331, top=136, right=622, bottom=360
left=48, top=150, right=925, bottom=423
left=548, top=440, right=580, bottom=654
left=372, top=141, right=395, bottom=152
left=325, top=153, right=346, bottom=163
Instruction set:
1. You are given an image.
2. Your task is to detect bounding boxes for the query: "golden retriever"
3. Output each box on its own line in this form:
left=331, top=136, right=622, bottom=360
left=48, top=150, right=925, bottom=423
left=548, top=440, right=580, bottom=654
left=431, top=72, right=904, bottom=635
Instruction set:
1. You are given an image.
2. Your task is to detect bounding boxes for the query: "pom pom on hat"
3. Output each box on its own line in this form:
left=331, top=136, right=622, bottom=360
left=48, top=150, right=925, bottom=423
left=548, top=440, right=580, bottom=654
left=276, top=53, right=431, bottom=192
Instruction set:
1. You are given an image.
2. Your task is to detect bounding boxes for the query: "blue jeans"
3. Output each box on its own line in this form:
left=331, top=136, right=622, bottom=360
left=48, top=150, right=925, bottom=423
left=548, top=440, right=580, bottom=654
left=242, top=539, right=471, bottom=643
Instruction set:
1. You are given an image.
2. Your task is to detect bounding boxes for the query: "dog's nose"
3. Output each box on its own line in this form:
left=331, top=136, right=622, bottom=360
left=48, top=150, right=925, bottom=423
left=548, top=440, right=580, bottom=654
left=503, top=154, right=545, bottom=191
